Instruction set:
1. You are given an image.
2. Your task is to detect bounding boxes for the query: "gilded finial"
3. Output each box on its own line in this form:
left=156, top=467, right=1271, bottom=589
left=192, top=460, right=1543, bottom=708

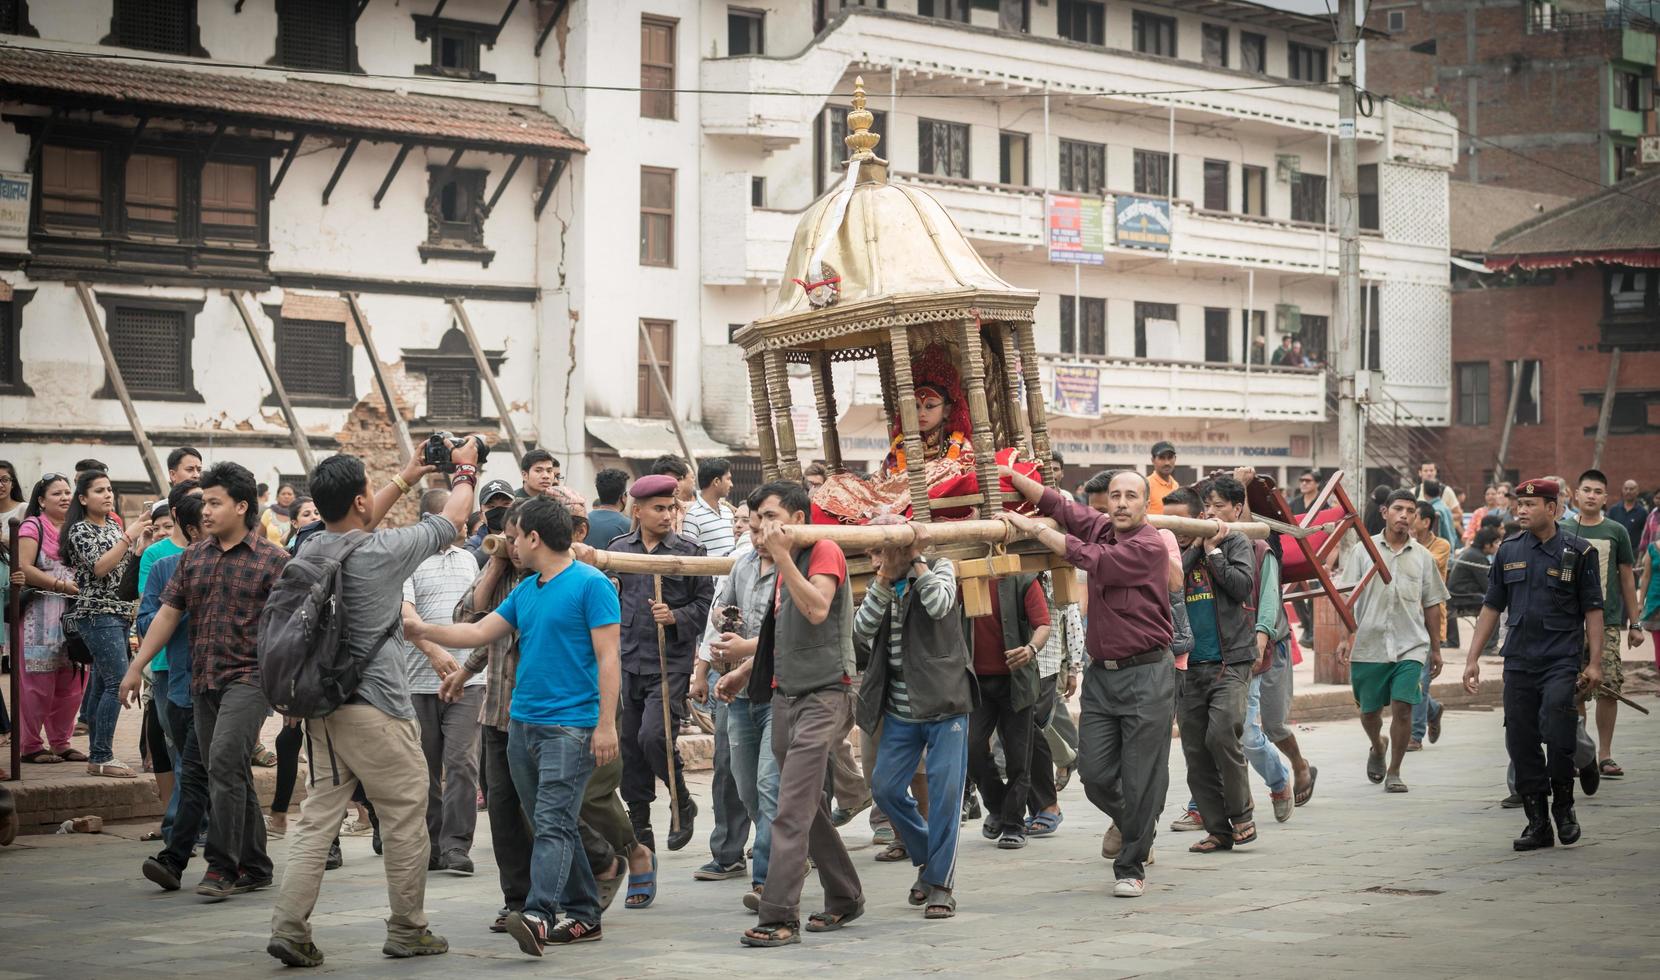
left=845, top=75, right=881, bottom=162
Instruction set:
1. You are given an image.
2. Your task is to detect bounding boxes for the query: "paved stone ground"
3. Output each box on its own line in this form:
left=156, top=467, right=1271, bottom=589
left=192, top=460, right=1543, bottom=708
left=1, top=699, right=1656, bottom=979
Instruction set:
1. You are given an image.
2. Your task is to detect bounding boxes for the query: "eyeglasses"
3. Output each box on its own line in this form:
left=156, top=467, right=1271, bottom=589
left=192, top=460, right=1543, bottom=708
left=40, top=472, right=65, bottom=483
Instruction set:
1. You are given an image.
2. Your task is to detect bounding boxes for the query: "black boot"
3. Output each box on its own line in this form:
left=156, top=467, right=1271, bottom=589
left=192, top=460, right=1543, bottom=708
left=1512, top=793, right=1554, bottom=851
left=628, top=803, right=656, bottom=854
left=1578, top=760, right=1600, bottom=797
left=667, top=796, right=698, bottom=852
left=1550, top=781, right=1581, bottom=845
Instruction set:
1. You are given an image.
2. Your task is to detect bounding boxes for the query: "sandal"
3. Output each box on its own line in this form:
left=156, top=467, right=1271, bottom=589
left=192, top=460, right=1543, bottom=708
left=1599, top=759, right=1624, bottom=778
left=87, top=760, right=137, bottom=779
left=805, top=903, right=864, bottom=932
left=20, top=751, right=63, bottom=764
left=1294, top=765, right=1318, bottom=807
left=1367, top=738, right=1388, bottom=784
left=625, top=850, right=658, bottom=909
left=740, top=920, right=800, bottom=948
left=1054, top=764, right=1073, bottom=793
left=1232, top=821, right=1258, bottom=846
left=1189, top=833, right=1232, bottom=854
left=907, top=874, right=927, bottom=907
left=924, top=885, right=956, bottom=920
left=140, top=829, right=165, bottom=842
left=250, top=743, right=277, bottom=767
left=596, top=855, right=627, bottom=912
left=57, top=748, right=88, bottom=762
left=1025, top=810, right=1063, bottom=837
left=873, top=841, right=909, bottom=862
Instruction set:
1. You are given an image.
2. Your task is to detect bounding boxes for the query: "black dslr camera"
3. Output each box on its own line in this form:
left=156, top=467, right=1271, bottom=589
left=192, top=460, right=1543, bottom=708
left=421, top=432, right=490, bottom=474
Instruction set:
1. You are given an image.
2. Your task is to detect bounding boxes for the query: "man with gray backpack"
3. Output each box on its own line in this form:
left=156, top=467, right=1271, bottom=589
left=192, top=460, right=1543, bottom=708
left=261, top=438, right=483, bottom=969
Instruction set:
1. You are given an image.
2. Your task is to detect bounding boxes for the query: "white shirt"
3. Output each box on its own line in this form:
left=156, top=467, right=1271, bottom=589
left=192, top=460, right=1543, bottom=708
left=685, top=495, right=737, bottom=558
left=1342, top=534, right=1450, bottom=665
left=401, top=545, right=487, bottom=693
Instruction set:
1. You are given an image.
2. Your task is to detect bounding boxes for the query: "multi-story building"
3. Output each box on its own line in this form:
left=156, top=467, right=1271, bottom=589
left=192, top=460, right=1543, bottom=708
left=0, top=0, right=586, bottom=511
left=1367, top=0, right=1658, bottom=191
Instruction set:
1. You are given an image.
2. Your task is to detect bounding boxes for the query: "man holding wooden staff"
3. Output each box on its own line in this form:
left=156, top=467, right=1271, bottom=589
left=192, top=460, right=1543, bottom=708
left=998, top=465, right=1174, bottom=900
left=611, top=475, right=712, bottom=854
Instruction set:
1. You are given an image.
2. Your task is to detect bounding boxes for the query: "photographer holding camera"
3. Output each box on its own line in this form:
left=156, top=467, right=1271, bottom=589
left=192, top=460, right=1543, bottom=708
left=267, top=434, right=487, bottom=969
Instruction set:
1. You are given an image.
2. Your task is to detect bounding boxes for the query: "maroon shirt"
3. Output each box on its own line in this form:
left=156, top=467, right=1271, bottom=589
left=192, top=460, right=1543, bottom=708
left=971, top=578, right=1051, bottom=676
left=163, top=528, right=290, bottom=694
left=1035, top=487, right=1172, bottom=660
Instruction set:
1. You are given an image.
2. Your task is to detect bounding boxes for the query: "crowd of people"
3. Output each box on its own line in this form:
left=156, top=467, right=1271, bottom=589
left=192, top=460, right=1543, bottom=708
left=0, top=439, right=1655, bottom=962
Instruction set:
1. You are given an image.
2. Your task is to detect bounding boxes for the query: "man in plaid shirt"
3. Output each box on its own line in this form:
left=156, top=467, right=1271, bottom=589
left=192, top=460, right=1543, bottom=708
left=126, top=461, right=288, bottom=900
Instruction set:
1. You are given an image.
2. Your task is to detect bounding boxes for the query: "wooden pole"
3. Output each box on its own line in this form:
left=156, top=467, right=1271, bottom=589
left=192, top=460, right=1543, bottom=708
left=809, top=350, right=842, bottom=470
left=1591, top=348, right=1621, bottom=471
left=1493, top=359, right=1524, bottom=482
left=228, top=291, right=315, bottom=474
left=345, top=292, right=415, bottom=457
left=888, top=326, right=931, bottom=521
left=653, top=576, right=682, bottom=835
left=448, top=297, right=527, bottom=461
left=6, top=518, right=20, bottom=780
left=73, top=283, right=166, bottom=494
left=747, top=352, right=780, bottom=481
left=998, top=323, right=1031, bottom=455
left=765, top=348, right=801, bottom=480
left=1016, top=322, right=1058, bottom=486
left=958, top=318, right=1001, bottom=519
left=638, top=320, right=698, bottom=470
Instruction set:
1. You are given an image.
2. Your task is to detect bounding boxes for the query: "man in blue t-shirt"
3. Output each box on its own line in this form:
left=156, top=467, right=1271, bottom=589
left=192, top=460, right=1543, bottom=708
left=414, top=497, right=621, bottom=956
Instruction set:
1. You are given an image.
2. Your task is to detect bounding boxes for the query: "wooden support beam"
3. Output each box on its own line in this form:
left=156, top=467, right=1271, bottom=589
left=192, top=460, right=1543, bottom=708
left=321, top=137, right=360, bottom=205
left=373, top=144, right=412, bottom=209
left=638, top=319, right=698, bottom=469
left=344, top=292, right=416, bottom=457
left=72, top=283, right=166, bottom=495
left=534, top=155, right=566, bottom=218
left=227, top=290, right=316, bottom=474
left=428, top=146, right=465, bottom=198
left=354, top=0, right=373, bottom=22
left=1591, top=348, right=1622, bottom=470
left=494, top=0, right=521, bottom=35
left=447, top=297, right=527, bottom=461
left=483, top=152, right=525, bottom=216
left=28, top=106, right=62, bottom=174
left=429, top=0, right=450, bottom=21
left=270, top=131, right=305, bottom=197
left=535, top=0, right=569, bottom=56
left=124, top=116, right=150, bottom=157
left=203, top=121, right=226, bottom=161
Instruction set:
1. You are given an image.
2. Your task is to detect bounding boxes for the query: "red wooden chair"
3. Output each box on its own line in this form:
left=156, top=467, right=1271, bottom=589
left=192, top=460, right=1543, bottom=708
left=1241, top=471, right=1391, bottom=633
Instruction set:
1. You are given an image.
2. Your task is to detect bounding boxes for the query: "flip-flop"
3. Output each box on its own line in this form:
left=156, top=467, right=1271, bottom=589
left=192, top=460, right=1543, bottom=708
left=1232, top=822, right=1258, bottom=846
left=1189, top=833, right=1232, bottom=854
left=1384, top=773, right=1409, bottom=793
left=805, top=903, right=864, bottom=932
left=1599, top=759, right=1624, bottom=778
left=1294, top=765, right=1318, bottom=807
left=1367, top=738, right=1388, bottom=784
left=1025, top=810, right=1063, bottom=837
left=625, top=851, right=658, bottom=909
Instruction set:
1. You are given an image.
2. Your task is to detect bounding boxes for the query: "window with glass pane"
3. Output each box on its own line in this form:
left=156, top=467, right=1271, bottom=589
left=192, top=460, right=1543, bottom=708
left=1291, top=172, right=1327, bottom=223
left=1608, top=268, right=1651, bottom=313
left=999, top=132, right=1029, bottom=185
left=1241, top=32, right=1266, bottom=74
left=1242, top=165, right=1267, bottom=216
left=1288, top=42, right=1328, bottom=82
left=1365, top=285, right=1381, bottom=371
left=124, top=153, right=180, bottom=237
left=818, top=105, right=886, bottom=193
left=1298, top=313, right=1329, bottom=364
left=1358, top=163, right=1379, bottom=230
left=111, top=0, right=195, bottom=55
left=728, top=7, right=764, bottom=55
left=640, top=167, right=674, bottom=266
left=1203, top=308, right=1230, bottom=363
left=1202, top=24, right=1228, bottom=67
left=1457, top=362, right=1489, bottom=426
left=918, top=119, right=970, bottom=179
left=1133, top=149, right=1173, bottom=196
left=1134, top=301, right=1176, bottom=359
left=638, top=319, right=674, bottom=417
left=1132, top=11, right=1176, bottom=56
left=1059, top=296, right=1106, bottom=356
left=201, top=160, right=261, bottom=238
left=640, top=16, right=676, bottom=119
left=1202, top=160, right=1228, bottom=211
left=1505, top=360, right=1541, bottom=424
left=917, top=0, right=970, bottom=21
left=277, top=0, right=353, bottom=72
left=40, top=144, right=103, bottom=229
left=1057, top=0, right=1104, bottom=44
left=1058, top=139, right=1106, bottom=195
left=276, top=318, right=352, bottom=399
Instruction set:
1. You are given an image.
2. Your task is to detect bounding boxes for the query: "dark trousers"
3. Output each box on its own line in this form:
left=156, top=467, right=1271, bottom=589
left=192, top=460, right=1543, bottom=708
left=1078, top=652, right=1175, bottom=881
left=158, top=698, right=210, bottom=874
left=1505, top=660, right=1580, bottom=796
left=482, top=725, right=533, bottom=911
left=194, top=684, right=271, bottom=880
left=1028, top=675, right=1060, bottom=815
left=1177, top=661, right=1253, bottom=836
left=758, top=687, right=862, bottom=925
left=967, top=674, right=1034, bottom=832
left=579, top=753, right=639, bottom=872
left=620, top=670, right=691, bottom=840
left=271, top=722, right=303, bottom=813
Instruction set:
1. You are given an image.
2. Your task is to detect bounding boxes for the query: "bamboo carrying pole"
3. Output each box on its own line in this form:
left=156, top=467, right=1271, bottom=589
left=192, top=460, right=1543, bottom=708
left=653, top=576, right=682, bottom=835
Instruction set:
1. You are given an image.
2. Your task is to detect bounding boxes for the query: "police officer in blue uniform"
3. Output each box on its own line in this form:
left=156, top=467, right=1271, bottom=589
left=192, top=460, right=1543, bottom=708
left=1463, top=477, right=1603, bottom=851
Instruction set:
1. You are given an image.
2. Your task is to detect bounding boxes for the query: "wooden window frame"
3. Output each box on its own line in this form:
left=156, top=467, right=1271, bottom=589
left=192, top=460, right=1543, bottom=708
left=1133, top=149, right=1174, bottom=197
left=0, top=289, right=37, bottom=396
left=817, top=105, right=886, bottom=193
left=403, top=327, right=504, bottom=427
left=93, top=294, right=204, bottom=403
left=1202, top=159, right=1229, bottom=211
left=1240, top=32, right=1267, bottom=75
left=1058, top=138, right=1106, bottom=196
left=1242, top=164, right=1267, bottom=216
left=1056, top=0, right=1104, bottom=45
left=1131, top=10, right=1177, bottom=57
left=917, top=118, right=971, bottom=179
left=1291, top=172, right=1328, bottom=224
left=641, top=15, right=678, bottom=120
left=413, top=14, right=498, bottom=81
left=1059, top=295, right=1106, bottom=356
left=265, top=307, right=356, bottom=407
left=1288, top=42, right=1329, bottom=83
left=1202, top=23, right=1229, bottom=68
left=640, top=166, right=676, bottom=268
left=421, top=167, right=494, bottom=266
left=1203, top=307, right=1230, bottom=363
left=123, top=150, right=184, bottom=241
left=1134, top=300, right=1177, bottom=359
left=1505, top=359, right=1542, bottom=426
left=999, top=131, right=1030, bottom=186
left=1456, top=361, right=1490, bottom=427
left=638, top=318, right=675, bottom=418
left=103, top=0, right=208, bottom=57
left=276, top=0, right=360, bottom=73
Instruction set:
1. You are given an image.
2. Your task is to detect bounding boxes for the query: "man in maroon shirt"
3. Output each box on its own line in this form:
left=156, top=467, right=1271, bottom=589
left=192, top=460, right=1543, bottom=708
left=999, top=466, right=1173, bottom=899
left=966, top=572, right=1050, bottom=851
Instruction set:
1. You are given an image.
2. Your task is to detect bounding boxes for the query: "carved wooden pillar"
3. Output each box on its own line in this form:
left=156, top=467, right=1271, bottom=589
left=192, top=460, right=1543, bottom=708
left=1016, top=321, right=1058, bottom=486
left=958, top=318, right=1002, bottom=519
left=747, top=352, right=780, bottom=481
left=997, top=322, right=1031, bottom=456
left=875, top=343, right=898, bottom=431
left=887, top=326, right=932, bottom=522
left=765, top=349, right=802, bottom=481
left=809, top=350, right=843, bottom=470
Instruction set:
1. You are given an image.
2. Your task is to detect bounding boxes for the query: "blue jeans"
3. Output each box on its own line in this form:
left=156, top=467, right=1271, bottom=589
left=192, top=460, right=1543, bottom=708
left=507, top=720, right=602, bottom=926
left=78, top=614, right=130, bottom=765
left=1411, top=660, right=1442, bottom=743
left=706, top=669, right=751, bottom=867
left=871, top=713, right=969, bottom=890
left=725, top=697, right=777, bottom=887
left=1242, top=655, right=1291, bottom=795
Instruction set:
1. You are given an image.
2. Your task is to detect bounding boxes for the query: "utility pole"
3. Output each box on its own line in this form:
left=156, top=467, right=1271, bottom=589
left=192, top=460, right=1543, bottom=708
left=1335, top=0, right=1366, bottom=489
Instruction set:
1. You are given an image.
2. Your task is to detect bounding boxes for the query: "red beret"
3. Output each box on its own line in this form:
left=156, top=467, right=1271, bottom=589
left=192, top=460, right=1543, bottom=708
left=629, top=474, right=680, bottom=500
left=1515, top=477, right=1559, bottom=502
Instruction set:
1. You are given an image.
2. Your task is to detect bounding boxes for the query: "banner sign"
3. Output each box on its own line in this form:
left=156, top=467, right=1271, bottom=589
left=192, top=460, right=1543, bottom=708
left=1049, top=364, right=1101, bottom=417
left=1046, top=193, right=1105, bottom=265
left=0, top=171, right=31, bottom=241
left=1114, top=194, right=1172, bottom=251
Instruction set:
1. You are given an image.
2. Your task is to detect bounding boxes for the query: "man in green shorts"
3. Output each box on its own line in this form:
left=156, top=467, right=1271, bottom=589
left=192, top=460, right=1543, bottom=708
left=1337, top=490, right=1448, bottom=793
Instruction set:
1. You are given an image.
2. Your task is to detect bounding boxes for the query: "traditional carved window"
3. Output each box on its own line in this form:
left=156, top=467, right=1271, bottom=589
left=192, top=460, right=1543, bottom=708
left=276, top=0, right=356, bottom=72
left=96, top=296, right=204, bottom=402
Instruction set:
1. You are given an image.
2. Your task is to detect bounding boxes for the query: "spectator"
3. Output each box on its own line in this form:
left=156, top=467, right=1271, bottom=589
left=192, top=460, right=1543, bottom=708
left=1146, top=442, right=1179, bottom=517
left=257, top=483, right=270, bottom=512
left=285, top=496, right=319, bottom=551
left=61, top=469, right=151, bottom=778
left=518, top=450, right=559, bottom=499
left=264, top=441, right=480, bottom=967
left=587, top=469, right=632, bottom=549
left=1422, top=481, right=1458, bottom=546
left=166, top=446, right=203, bottom=486
left=1449, top=527, right=1501, bottom=656
left=1270, top=335, right=1294, bottom=366
left=0, top=460, right=24, bottom=527
left=650, top=454, right=696, bottom=505
left=261, top=483, right=298, bottom=546
left=686, top=458, right=737, bottom=559
left=803, top=462, right=829, bottom=490
left=14, top=473, right=86, bottom=765
left=1288, top=339, right=1306, bottom=367
left=1415, top=462, right=1463, bottom=529
left=402, top=488, right=490, bottom=876
left=1463, top=485, right=1499, bottom=544
left=1608, top=479, right=1648, bottom=544
left=467, top=480, right=517, bottom=562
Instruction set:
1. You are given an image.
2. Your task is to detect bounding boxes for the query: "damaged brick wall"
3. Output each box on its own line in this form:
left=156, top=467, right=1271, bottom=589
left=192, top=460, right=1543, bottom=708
left=335, top=399, right=424, bottom=527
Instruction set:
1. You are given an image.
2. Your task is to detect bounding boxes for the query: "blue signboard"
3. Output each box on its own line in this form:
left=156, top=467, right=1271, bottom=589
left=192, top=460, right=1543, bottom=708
left=1114, top=194, right=1172, bottom=251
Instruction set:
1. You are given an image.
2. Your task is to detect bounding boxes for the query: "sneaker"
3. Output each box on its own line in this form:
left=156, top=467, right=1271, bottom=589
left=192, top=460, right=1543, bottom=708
left=339, top=815, right=373, bottom=837
left=871, top=826, right=895, bottom=846
left=195, top=870, right=237, bottom=901
left=505, top=911, right=548, bottom=957
left=1169, top=808, right=1204, bottom=832
left=233, top=870, right=274, bottom=893
left=694, top=859, right=746, bottom=881
left=1270, top=787, right=1294, bottom=823
left=442, top=849, right=475, bottom=876
left=266, top=936, right=325, bottom=968
left=997, top=831, right=1027, bottom=850
left=382, top=929, right=449, bottom=958
left=142, top=856, right=181, bottom=892
left=547, top=918, right=602, bottom=945
left=1113, top=878, right=1146, bottom=898
left=325, top=840, right=344, bottom=871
